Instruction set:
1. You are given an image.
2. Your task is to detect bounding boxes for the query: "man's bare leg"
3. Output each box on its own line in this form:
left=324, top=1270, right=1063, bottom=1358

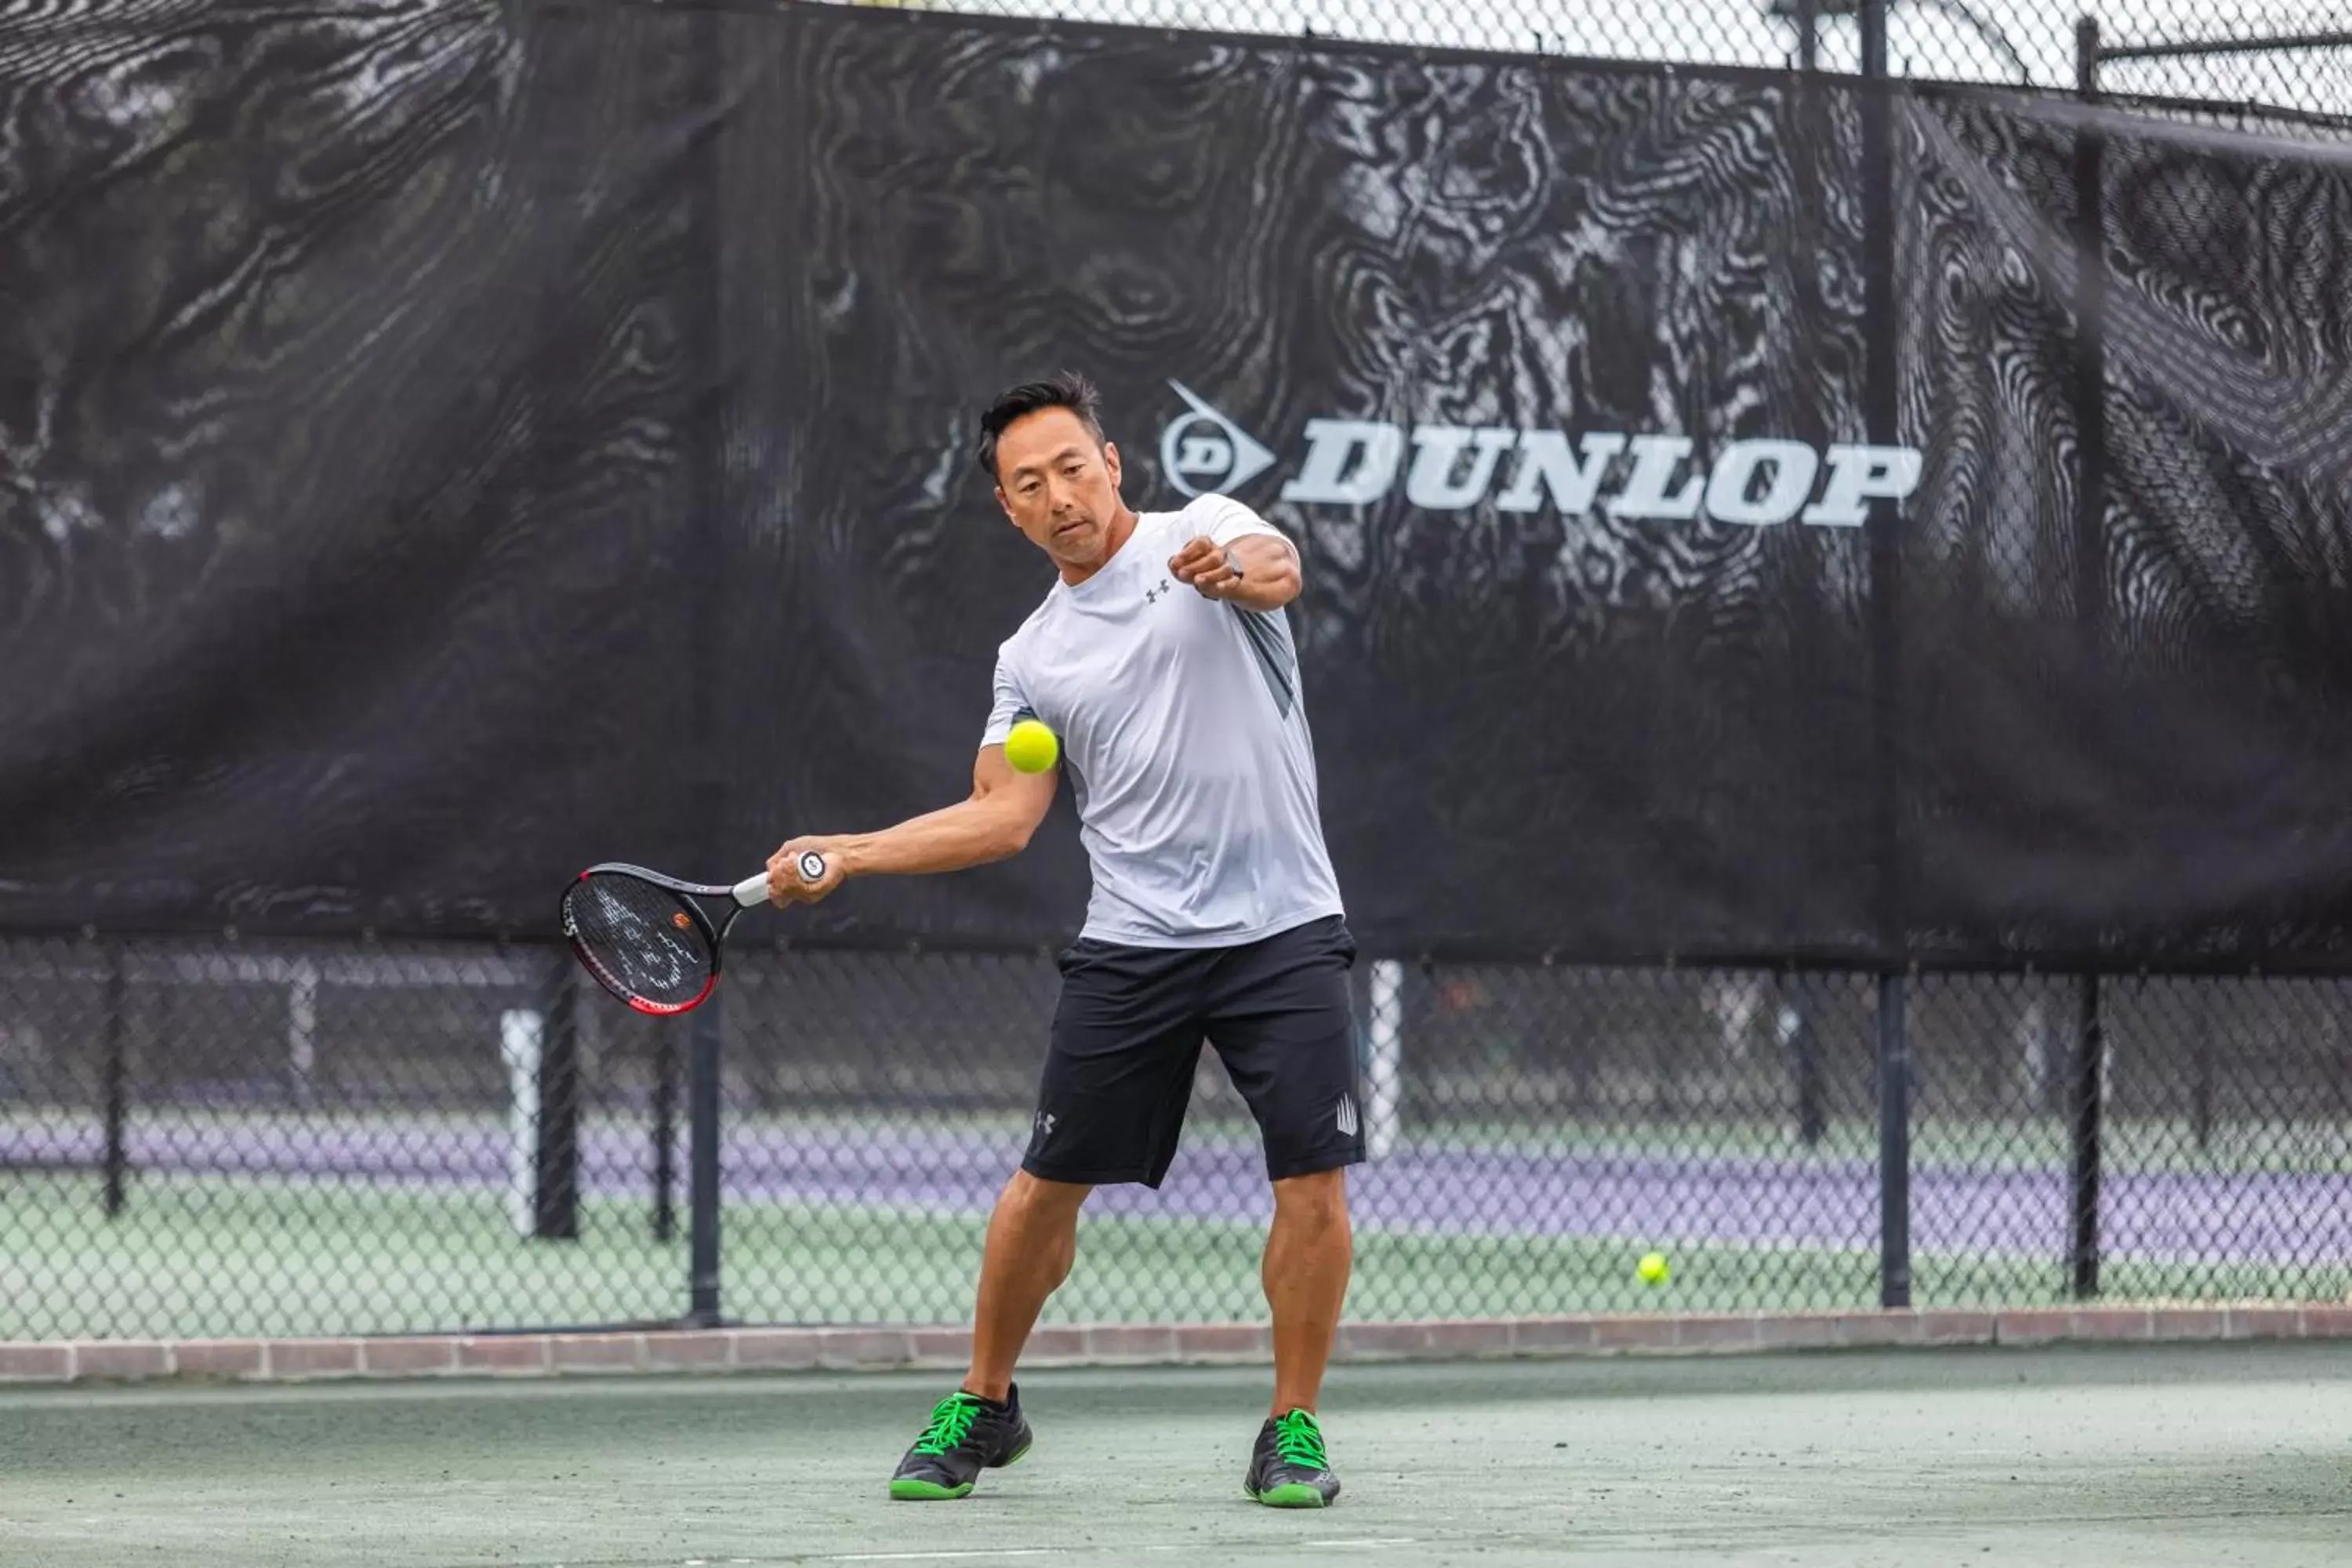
left=890, top=1172, right=1084, bottom=1499
left=1263, top=1167, right=1352, bottom=1416
left=963, top=1170, right=1091, bottom=1401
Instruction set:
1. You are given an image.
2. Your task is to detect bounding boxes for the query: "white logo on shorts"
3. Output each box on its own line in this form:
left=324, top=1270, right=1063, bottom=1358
left=1335, top=1095, right=1359, bottom=1138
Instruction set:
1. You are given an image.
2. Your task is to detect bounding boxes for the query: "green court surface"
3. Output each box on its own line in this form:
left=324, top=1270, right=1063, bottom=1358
left=3, top=1344, right=2347, bottom=1566
left=12, top=1171, right=2328, bottom=1341
left=7, top=1171, right=1873, bottom=1338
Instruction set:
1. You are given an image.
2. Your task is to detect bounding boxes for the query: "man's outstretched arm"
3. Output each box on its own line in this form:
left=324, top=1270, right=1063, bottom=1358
left=767, top=746, right=1054, bottom=904
left=1170, top=531, right=1301, bottom=612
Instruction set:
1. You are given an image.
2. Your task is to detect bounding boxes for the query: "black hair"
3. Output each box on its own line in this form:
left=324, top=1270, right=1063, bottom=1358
left=976, top=371, right=1107, bottom=481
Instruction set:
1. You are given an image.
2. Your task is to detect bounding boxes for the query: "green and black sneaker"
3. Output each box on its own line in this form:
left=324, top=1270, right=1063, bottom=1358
left=888, top=1385, right=1033, bottom=1501
left=1244, top=1408, right=1341, bottom=1508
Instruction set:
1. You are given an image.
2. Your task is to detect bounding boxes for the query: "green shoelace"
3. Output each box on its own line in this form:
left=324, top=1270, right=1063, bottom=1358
left=1271, top=1410, right=1327, bottom=1470
left=911, top=1392, right=986, bottom=1456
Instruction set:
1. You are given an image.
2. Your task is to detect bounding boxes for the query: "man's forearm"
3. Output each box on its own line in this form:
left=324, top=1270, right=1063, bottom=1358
left=1224, top=574, right=1299, bottom=612
left=838, top=797, right=1035, bottom=878
left=1224, top=536, right=1301, bottom=611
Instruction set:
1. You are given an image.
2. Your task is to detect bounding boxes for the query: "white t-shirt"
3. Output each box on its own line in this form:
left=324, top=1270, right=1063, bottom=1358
left=982, top=493, right=1347, bottom=949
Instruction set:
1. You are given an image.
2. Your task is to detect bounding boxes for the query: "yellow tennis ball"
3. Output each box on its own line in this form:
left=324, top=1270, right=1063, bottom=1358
left=1004, top=718, right=1059, bottom=774
left=1638, top=1251, right=1671, bottom=1286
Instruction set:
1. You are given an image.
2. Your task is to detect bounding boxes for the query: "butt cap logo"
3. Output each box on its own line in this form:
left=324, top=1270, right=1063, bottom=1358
left=1160, top=381, right=1276, bottom=498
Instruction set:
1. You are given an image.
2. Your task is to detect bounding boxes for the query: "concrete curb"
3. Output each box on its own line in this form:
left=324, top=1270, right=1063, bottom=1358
left=6, top=1305, right=2350, bottom=1387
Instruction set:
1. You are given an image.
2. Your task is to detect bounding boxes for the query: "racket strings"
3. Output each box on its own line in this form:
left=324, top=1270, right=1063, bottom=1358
left=564, top=874, right=712, bottom=1008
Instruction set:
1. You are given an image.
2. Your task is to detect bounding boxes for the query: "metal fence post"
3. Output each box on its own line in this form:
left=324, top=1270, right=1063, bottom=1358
left=1860, top=0, right=1912, bottom=1311
left=2191, top=983, right=2216, bottom=1151
left=1876, top=975, right=1912, bottom=1306
left=2065, top=15, right=2110, bottom=1305
left=101, top=941, right=128, bottom=1220
left=2067, top=973, right=2105, bottom=1298
left=687, top=996, right=726, bottom=1327
left=653, top=1036, right=680, bottom=1243
left=681, top=0, right=728, bottom=1322
left=535, top=951, right=582, bottom=1241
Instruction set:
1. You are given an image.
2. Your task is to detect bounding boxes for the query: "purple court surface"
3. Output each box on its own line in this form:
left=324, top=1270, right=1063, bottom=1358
left=9, top=1118, right=2346, bottom=1265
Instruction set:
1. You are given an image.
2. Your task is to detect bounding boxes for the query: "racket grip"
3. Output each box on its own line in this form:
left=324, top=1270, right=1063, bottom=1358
left=733, top=851, right=828, bottom=907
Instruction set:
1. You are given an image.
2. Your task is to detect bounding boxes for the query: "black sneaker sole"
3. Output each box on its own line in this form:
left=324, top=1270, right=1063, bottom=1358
left=888, top=1440, right=1032, bottom=1501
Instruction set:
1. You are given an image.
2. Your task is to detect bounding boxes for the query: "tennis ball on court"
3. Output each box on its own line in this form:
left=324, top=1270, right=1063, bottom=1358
left=1638, top=1251, right=1671, bottom=1286
left=1004, top=718, right=1059, bottom=774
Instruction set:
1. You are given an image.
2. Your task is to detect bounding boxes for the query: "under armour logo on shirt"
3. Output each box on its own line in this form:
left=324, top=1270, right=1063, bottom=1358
left=1036, top=1112, right=1058, bottom=1141
left=1144, top=579, right=1173, bottom=604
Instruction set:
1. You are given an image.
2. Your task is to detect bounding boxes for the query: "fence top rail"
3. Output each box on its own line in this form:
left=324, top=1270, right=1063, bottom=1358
left=0, top=951, right=540, bottom=990
left=6, top=934, right=2352, bottom=985
left=2097, top=29, right=2352, bottom=63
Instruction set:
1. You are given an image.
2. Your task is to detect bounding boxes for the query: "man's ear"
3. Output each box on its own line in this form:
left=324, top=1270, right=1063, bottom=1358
left=995, top=485, right=1014, bottom=524
left=1102, top=439, right=1122, bottom=491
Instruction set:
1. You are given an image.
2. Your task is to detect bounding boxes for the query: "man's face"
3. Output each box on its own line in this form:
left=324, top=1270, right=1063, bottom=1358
left=993, top=408, right=1125, bottom=572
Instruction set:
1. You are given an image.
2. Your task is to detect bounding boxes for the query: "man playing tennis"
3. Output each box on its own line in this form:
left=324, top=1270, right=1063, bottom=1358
left=766, top=371, right=1362, bottom=1509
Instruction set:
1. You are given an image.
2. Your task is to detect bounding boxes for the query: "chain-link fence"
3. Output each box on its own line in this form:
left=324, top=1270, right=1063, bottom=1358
left=9, top=938, right=2351, bottom=1339
left=7, top=1, right=2350, bottom=1345
left=843, top=0, right=2350, bottom=100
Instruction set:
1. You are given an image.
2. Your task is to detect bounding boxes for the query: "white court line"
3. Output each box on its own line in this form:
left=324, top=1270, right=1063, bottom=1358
left=815, top=1542, right=1420, bottom=1563
left=823, top=1555, right=1061, bottom=1564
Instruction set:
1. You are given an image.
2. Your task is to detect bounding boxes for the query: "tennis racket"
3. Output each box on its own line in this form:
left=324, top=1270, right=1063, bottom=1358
left=561, top=852, right=826, bottom=1015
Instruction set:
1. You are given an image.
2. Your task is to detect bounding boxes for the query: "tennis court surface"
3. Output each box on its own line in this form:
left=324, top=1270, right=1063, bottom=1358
left=5, top=1343, right=2345, bottom=1566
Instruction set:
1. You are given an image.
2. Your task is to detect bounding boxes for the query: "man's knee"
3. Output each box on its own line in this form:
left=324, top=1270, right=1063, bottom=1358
left=1002, top=1168, right=1093, bottom=1221
left=1271, top=1167, right=1349, bottom=1228
left=989, top=1172, right=1089, bottom=1291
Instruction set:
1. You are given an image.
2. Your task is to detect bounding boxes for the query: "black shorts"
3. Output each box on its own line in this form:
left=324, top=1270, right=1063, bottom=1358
left=1022, top=914, right=1367, bottom=1188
